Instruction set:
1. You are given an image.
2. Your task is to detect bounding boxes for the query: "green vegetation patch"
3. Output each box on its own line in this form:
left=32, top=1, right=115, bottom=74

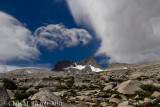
left=105, top=78, right=124, bottom=83
left=3, top=78, right=17, bottom=90
left=140, top=84, right=160, bottom=93
left=103, top=89, right=120, bottom=94
left=14, top=90, right=39, bottom=101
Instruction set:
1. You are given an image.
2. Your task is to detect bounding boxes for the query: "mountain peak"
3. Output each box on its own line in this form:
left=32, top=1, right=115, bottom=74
left=76, top=56, right=102, bottom=68
left=52, top=60, right=75, bottom=71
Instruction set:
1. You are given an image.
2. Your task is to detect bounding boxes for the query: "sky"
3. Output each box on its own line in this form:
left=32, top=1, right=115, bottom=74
left=0, top=0, right=106, bottom=71
left=1, top=0, right=160, bottom=71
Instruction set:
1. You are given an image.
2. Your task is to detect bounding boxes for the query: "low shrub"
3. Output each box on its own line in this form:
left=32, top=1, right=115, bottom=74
left=104, top=89, right=119, bottom=94
left=3, top=78, right=17, bottom=90
left=66, top=79, right=75, bottom=88
left=14, top=90, right=38, bottom=101
left=14, top=92, right=31, bottom=101
left=140, top=84, right=160, bottom=93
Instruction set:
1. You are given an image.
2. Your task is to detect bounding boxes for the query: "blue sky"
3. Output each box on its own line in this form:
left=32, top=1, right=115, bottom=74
left=0, top=0, right=108, bottom=69
left=1, top=0, right=159, bottom=71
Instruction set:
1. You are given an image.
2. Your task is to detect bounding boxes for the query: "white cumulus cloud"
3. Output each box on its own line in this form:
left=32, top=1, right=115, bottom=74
left=67, top=0, right=160, bottom=64
left=0, top=11, right=92, bottom=63
left=34, top=24, right=92, bottom=50
left=0, top=11, right=40, bottom=61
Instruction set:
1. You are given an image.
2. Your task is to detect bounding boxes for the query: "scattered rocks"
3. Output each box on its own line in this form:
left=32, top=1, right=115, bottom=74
left=2, top=60, right=160, bottom=107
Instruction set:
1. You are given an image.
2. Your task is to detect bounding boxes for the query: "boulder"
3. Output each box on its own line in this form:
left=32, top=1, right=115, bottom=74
left=31, top=90, right=61, bottom=102
left=7, top=90, right=15, bottom=100
left=32, top=78, right=60, bottom=87
left=151, top=99, right=159, bottom=105
left=144, top=98, right=151, bottom=102
left=73, top=82, right=90, bottom=88
left=0, top=87, right=14, bottom=107
left=152, top=91, right=160, bottom=98
left=39, top=86, right=57, bottom=92
left=77, top=96, right=85, bottom=101
left=119, top=95, right=127, bottom=101
left=83, top=96, right=92, bottom=102
left=109, top=98, right=121, bottom=104
left=100, top=102, right=108, bottom=107
left=103, top=82, right=117, bottom=91
left=26, top=87, right=37, bottom=92
left=142, top=98, right=152, bottom=106
left=118, top=101, right=134, bottom=107
left=117, top=80, right=142, bottom=94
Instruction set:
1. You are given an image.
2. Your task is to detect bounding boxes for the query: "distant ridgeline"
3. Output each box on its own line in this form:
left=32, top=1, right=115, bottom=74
left=52, top=56, right=104, bottom=73
left=51, top=56, right=160, bottom=73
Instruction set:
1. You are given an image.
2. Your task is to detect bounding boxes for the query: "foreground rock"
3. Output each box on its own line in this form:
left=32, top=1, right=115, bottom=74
left=31, top=90, right=62, bottom=105
left=118, top=101, right=134, bottom=107
left=117, top=80, right=142, bottom=94
left=152, top=91, right=160, bottom=98
left=103, top=82, right=117, bottom=90
left=0, top=87, right=14, bottom=107
left=7, top=90, right=15, bottom=100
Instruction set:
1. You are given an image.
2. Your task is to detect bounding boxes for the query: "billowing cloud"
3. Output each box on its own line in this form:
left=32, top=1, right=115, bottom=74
left=67, top=0, right=160, bottom=63
left=34, top=24, right=92, bottom=50
left=0, top=11, right=39, bottom=61
left=0, top=11, right=92, bottom=62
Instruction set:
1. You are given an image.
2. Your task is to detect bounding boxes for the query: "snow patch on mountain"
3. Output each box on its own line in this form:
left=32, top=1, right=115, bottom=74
left=72, top=65, right=86, bottom=70
left=26, top=70, right=31, bottom=74
left=65, top=64, right=103, bottom=72
left=89, top=65, right=103, bottom=72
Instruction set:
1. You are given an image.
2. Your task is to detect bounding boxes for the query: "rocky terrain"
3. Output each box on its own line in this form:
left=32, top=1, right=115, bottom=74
left=1, top=57, right=160, bottom=107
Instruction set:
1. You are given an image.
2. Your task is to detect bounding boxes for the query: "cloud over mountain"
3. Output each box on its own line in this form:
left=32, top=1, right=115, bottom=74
left=67, top=0, right=160, bottom=63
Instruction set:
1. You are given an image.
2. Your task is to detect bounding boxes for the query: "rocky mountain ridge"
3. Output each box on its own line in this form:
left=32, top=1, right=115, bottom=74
left=76, top=56, right=102, bottom=68
left=52, top=56, right=103, bottom=72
